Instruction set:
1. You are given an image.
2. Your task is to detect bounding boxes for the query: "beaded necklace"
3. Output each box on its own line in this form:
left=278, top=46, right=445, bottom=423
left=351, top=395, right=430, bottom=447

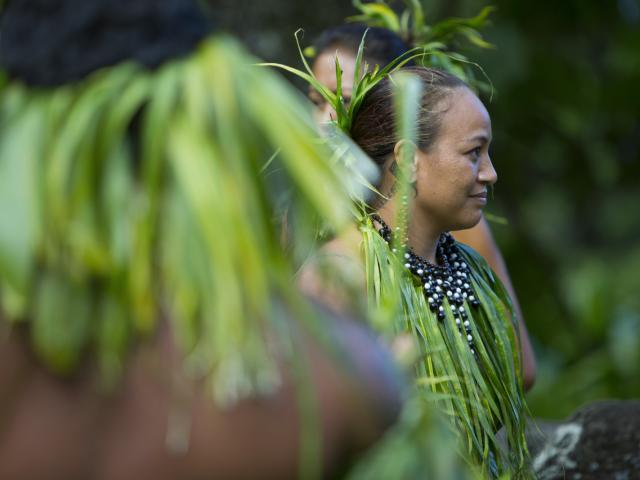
left=371, top=214, right=479, bottom=353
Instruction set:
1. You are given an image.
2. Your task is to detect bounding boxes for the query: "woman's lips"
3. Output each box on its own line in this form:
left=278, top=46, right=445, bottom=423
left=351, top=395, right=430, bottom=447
left=469, top=192, right=487, bottom=204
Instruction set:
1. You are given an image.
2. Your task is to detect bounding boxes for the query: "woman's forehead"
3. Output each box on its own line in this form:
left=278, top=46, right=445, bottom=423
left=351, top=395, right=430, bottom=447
left=439, top=88, right=492, bottom=140
left=313, top=50, right=358, bottom=92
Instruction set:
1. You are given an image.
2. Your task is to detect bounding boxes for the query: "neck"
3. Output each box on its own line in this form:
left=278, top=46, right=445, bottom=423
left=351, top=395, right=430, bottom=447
left=376, top=198, right=442, bottom=264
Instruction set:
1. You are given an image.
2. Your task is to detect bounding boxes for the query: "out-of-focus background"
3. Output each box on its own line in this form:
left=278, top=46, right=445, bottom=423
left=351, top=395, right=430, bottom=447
left=217, top=0, right=640, bottom=419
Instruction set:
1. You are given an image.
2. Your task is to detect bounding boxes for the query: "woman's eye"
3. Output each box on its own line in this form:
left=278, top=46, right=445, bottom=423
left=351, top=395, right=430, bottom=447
left=468, top=147, right=482, bottom=161
left=309, top=96, right=324, bottom=108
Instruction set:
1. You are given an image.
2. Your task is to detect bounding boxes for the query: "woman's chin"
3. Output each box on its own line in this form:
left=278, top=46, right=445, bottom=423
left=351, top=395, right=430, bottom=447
left=450, top=212, right=483, bottom=232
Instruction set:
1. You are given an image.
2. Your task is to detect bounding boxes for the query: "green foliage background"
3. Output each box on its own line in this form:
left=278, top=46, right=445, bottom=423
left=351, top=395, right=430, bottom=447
left=463, top=0, right=640, bottom=418
left=217, top=0, right=640, bottom=419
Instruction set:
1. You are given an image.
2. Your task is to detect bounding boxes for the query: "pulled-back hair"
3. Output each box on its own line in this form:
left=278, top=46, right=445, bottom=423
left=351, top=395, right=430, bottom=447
left=351, top=67, right=468, bottom=169
left=312, top=23, right=413, bottom=68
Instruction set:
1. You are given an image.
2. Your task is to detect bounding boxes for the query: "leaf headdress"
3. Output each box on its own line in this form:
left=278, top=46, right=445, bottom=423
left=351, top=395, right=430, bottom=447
left=262, top=28, right=426, bottom=134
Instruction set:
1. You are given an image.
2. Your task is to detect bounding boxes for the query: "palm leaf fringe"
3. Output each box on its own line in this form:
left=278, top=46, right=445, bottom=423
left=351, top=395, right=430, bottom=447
left=361, top=219, right=531, bottom=477
left=0, top=37, right=357, bottom=405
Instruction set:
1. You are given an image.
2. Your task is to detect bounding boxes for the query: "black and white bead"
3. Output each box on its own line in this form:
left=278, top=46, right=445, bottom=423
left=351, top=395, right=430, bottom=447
left=372, top=215, right=479, bottom=354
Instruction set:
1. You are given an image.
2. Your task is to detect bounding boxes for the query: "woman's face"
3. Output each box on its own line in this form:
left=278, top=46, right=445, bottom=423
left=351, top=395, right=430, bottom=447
left=412, top=87, right=497, bottom=232
left=309, top=49, right=358, bottom=124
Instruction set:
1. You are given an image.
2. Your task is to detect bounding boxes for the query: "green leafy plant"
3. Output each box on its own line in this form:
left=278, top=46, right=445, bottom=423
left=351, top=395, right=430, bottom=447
left=260, top=29, right=429, bottom=134
left=349, top=0, right=495, bottom=92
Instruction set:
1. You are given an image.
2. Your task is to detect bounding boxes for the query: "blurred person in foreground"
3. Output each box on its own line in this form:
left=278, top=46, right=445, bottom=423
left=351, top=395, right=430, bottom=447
left=0, top=1, right=404, bottom=478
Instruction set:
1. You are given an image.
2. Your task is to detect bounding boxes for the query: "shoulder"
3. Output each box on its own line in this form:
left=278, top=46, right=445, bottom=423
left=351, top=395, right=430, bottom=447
left=297, top=225, right=367, bottom=312
left=319, top=226, right=365, bottom=263
left=0, top=310, right=403, bottom=479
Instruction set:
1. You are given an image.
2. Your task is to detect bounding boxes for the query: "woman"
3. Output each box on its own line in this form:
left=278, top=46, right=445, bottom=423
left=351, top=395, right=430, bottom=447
left=301, top=66, right=532, bottom=476
left=308, top=24, right=536, bottom=390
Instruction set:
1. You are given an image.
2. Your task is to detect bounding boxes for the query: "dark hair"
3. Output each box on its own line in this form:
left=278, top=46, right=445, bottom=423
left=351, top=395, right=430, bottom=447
left=312, top=23, right=413, bottom=68
left=0, top=0, right=213, bottom=86
left=351, top=67, right=469, bottom=169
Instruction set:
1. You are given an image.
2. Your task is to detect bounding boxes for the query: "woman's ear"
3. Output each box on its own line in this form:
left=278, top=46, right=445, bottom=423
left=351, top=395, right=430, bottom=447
left=392, top=140, right=418, bottom=184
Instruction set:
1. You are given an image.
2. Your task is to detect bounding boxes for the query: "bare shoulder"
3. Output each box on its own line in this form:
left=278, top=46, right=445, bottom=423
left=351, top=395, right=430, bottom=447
left=297, top=225, right=367, bottom=312
left=319, top=225, right=364, bottom=261
left=0, top=310, right=402, bottom=479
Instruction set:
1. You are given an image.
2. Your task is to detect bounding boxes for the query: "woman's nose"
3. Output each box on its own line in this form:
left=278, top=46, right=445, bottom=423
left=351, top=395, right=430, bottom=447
left=479, top=156, right=498, bottom=186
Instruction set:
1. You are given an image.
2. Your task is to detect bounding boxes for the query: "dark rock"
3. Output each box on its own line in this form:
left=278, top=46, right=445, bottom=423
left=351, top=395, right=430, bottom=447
left=531, top=400, right=640, bottom=480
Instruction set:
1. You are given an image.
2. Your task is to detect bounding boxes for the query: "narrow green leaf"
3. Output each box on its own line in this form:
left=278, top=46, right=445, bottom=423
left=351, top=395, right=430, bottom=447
left=32, top=270, right=93, bottom=375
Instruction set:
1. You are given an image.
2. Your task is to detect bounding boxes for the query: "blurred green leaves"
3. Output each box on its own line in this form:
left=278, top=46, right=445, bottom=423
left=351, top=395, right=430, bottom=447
left=0, top=37, right=357, bottom=403
left=261, top=28, right=424, bottom=134
left=0, top=92, right=42, bottom=311
left=461, top=0, right=640, bottom=419
left=349, top=1, right=495, bottom=92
